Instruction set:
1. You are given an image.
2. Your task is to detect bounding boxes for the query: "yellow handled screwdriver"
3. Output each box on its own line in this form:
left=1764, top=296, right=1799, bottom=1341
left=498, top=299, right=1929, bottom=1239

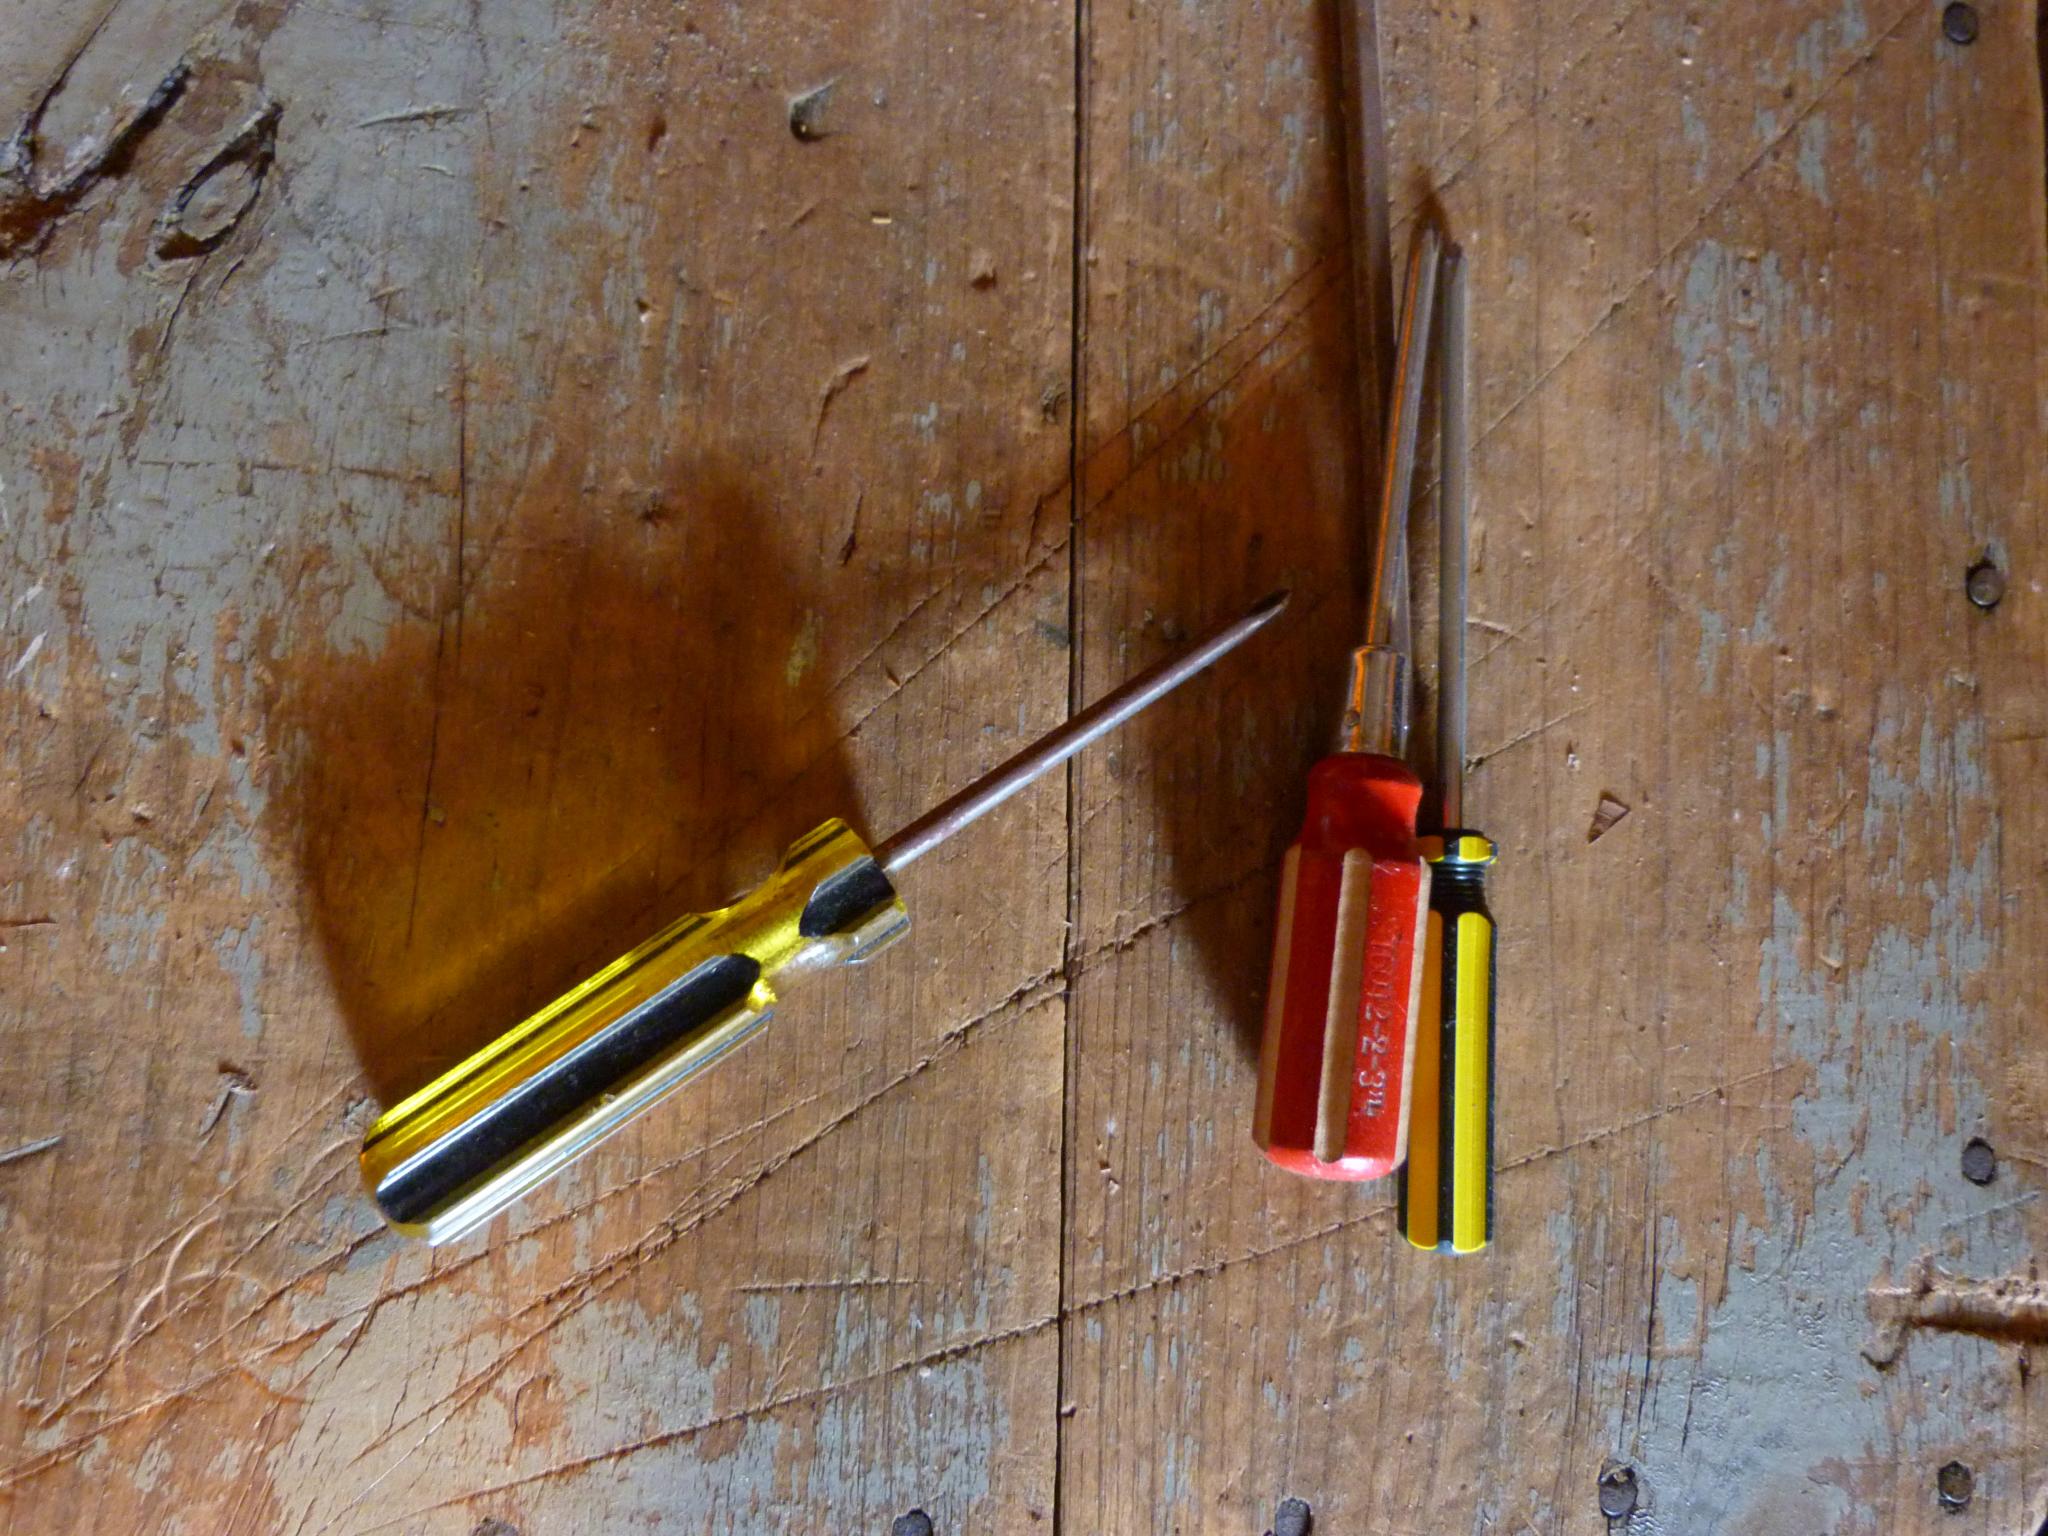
left=1398, top=245, right=1499, bottom=1254
left=361, top=591, right=1287, bottom=1245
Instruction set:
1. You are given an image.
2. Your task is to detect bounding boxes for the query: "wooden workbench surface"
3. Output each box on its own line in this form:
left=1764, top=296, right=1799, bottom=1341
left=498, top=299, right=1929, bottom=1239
left=3, top=0, right=2043, bottom=1530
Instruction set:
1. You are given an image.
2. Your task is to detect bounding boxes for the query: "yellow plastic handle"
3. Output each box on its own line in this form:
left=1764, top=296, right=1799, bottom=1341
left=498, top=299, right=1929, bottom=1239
left=359, top=819, right=907, bottom=1245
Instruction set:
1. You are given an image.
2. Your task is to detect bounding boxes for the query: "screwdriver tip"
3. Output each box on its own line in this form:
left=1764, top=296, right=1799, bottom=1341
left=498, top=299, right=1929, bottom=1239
left=1249, top=589, right=1290, bottom=621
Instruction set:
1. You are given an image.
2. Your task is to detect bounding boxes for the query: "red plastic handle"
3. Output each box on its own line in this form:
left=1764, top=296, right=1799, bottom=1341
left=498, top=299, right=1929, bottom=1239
left=1253, top=753, right=1431, bottom=1180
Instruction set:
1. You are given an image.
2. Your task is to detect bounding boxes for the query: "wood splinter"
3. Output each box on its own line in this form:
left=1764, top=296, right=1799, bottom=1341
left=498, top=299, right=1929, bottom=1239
left=1863, top=1255, right=2048, bottom=1367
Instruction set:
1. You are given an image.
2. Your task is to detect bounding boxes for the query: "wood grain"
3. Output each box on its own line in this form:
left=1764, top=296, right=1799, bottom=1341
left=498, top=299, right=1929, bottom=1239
left=2, top=0, right=2044, bottom=1531
left=3, top=0, right=1075, bottom=1529
left=1067, top=0, right=2048, bottom=1532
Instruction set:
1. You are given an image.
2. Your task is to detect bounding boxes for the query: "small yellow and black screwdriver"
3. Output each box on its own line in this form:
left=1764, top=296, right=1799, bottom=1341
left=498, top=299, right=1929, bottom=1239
left=1398, top=246, right=1499, bottom=1254
left=361, top=591, right=1287, bottom=1245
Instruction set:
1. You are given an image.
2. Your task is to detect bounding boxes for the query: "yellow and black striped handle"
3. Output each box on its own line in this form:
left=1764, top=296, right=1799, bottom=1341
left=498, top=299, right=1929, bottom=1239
left=360, top=819, right=909, bottom=1246
left=1397, top=832, right=1496, bottom=1253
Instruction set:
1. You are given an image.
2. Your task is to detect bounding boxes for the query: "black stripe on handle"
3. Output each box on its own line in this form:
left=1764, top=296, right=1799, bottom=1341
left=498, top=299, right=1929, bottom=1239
left=373, top=953, right=761, bottom=1226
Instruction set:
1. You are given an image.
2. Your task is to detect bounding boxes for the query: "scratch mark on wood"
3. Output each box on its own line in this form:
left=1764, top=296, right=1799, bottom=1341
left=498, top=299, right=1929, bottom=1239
left=1468, top=702, right=1595, bottom=769
left=293, top=325, right=410, bottom=348
left=811, top=354, right=870, bottom=452
left=6, top=632, right=46, bottom=679
left=404, top=622, right=450, bottom=944
left=35, top=1215, right=221, bottom=1428
left=351, top=1312, right=1051, bottom=1531
left=733, top=1276, right=915, bottom=1293
left=1414, top=0, right=1656, bottom=216
left=832, top=530, right=1073, bottom=743
left=838, top=485, right=862, bottom=564
left=354, top=104, right=469, bottom=128
left=201, top=1086, right=834, bottom=1366
left=0, top=1133, right=62, bottom=1167
left=25, top=1084, right=351, bottom=1356
left=196, top=1064, right=258, bottom=1141
left=1082, top=859, right=1277, bottom=964
left=1500, top=1064, right=1796, bottom=1173
left=141, top=269, right=201, bottom=402
left=1079, top=256, right=1343, bottom=515
left=1429, top=0, right=1924, bottom=504
left=453, top=339, right=470, bottom=656
left=1471, top=518, right=1654, bottom=671
left=309, top=976, right=1069, bottom=1500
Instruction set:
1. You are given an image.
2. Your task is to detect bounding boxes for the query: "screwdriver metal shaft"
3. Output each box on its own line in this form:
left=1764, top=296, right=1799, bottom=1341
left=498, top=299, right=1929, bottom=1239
left=879, top=590, right=1289, bottom=872
left=362, top=591, right=1287, bottom=1245
left=1344, top=228, right=1439, bottom=761
left=1437, top=245, right=1471, bottom=835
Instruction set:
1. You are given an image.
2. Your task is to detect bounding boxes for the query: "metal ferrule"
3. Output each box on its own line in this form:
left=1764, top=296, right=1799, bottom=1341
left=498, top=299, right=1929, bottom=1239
left=1341, top=643, right=1410, bottom=758
left=1419, top=831, right=1498, bottom=868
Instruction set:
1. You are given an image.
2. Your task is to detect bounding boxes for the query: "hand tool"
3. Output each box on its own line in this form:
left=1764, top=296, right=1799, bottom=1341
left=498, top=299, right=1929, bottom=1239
left=1252, top=227, right=1437, bottom=1180
left=1400, top=245, right=1498, bottom=1253
left=361, top=590, right=1287, bottom=1245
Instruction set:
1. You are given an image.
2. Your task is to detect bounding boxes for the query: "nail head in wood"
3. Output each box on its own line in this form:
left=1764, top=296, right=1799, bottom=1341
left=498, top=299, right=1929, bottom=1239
left=1965, top=558, right=2006, bottom=609
left=1936, top=1459, right=1974, bottom=1510
left=1598, top=1465, right=1640, bottom=1519
left=1961, top=1136, right=1998, bottom=1185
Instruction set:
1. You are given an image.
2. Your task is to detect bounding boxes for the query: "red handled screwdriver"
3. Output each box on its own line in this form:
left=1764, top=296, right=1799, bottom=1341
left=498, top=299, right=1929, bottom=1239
left=1253, top=227, right=1439, bottom=1180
